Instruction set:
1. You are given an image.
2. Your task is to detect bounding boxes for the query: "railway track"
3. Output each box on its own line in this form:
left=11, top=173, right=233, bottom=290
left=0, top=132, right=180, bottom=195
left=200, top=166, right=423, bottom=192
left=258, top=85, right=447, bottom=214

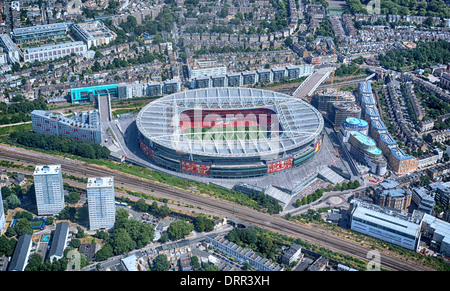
left=0, top=144, right=434, bottom=271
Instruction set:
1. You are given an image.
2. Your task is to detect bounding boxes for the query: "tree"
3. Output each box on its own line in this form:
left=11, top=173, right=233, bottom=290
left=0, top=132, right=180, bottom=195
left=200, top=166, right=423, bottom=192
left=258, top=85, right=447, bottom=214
left=5, top=194, right=21, bottom=209
left=0, top=235, right=16, bottom=257
left=167, top=220, right=194, bottom=240
left=14, top=218, right=32, bottom=236
left=134, top=198, right=148, bottom=212
left=194, top=215, right=214, bottom=232
left=152, top=254, right=170, bottom=271
left=70, top=238, right=81, bottom=248
left=110, top=228, right=136, bottom=255
left=95, top=244, right=113, bottom=261
left=66, top=191, right=80, bottom=204
left=204, top=263, right=220, bottom=271
left=191, top=256, right=200, bottom=270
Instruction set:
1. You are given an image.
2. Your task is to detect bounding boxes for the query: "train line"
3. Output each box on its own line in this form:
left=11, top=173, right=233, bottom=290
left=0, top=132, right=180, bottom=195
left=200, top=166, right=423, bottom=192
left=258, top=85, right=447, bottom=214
left=0, top=144, right=434, bottom=271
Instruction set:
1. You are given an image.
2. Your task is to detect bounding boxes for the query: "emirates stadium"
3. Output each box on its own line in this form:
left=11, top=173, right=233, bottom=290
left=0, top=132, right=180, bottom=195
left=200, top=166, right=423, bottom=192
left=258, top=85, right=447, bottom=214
left=136, top=87, right=324, bottom=178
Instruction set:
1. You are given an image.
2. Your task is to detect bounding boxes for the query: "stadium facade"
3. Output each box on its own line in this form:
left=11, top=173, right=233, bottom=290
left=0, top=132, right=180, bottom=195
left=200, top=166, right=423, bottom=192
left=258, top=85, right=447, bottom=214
left=136, top=87, right=324, bottom=178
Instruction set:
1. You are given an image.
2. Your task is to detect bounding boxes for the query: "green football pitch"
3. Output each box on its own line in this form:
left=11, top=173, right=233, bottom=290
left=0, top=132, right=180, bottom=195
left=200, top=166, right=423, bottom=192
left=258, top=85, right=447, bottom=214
left=184, top=126, right=271, bottom=140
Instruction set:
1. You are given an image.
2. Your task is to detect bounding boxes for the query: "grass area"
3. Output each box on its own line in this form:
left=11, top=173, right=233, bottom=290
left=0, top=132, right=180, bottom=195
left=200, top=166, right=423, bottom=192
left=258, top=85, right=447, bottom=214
left=112, top=108, right=141, bottom=118
left=0, top=123, right=32, bottom=138
left=185, top=126, right=270, bottom=140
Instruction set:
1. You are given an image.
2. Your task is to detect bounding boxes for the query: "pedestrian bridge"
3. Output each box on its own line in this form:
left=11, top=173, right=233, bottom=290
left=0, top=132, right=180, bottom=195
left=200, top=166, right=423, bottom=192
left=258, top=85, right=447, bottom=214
left=292, top=69, right=331, bottom=98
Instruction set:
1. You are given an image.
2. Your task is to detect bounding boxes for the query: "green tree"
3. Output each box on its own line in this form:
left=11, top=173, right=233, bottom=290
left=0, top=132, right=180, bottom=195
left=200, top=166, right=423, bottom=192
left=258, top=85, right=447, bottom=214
left=110, top=228, right=136, bottom=255
left=14, top=218, right=32, bottom=236
left=194, top=215, right=214, bottom=232
left=95, top=244, right=113, bottom=261
left=152, top=254, right=170, bottom=271
left=66, top=191, right=80, bottom=204
left=167, top=220, right=194, bottom=240
left=70, top=238, right=81, bottom=248
left=134, top=198, right=148, bottom=212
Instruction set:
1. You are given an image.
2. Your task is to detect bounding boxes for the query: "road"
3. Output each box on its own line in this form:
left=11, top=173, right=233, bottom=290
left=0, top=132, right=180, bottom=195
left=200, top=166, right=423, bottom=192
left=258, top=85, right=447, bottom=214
left=0, top=144, right=435, bottom=271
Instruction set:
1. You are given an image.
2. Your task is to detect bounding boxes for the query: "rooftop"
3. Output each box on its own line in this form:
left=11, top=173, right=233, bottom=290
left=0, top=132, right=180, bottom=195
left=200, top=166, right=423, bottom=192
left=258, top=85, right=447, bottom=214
left=136, top=87, right=324, bottom=158
left=351, top=199, right=423, bottom=237
left=34, top=164, right=61, bottom=175
left=87, top=177, right=114, bottom=188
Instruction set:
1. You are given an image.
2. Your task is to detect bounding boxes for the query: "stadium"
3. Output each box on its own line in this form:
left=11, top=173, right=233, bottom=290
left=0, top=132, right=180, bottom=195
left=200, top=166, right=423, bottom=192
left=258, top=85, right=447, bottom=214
left=136, top=87, right=324, bottom=178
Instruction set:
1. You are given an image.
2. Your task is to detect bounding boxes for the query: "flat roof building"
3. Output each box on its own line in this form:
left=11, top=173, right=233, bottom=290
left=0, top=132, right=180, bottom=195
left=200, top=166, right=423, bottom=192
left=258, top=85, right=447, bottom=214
left=12, top=22, right=71, bottom=43
left=70, top=84, right=118, bottom=103
left=422, top=214, right=450, bottom=257
left=23, top=41, right=87, bottom=63
left=187, top=59, right=227, bottom=79
left=350, top=199, right=423, bottom=251
left=33, top=165, right=65, bottom=216
left=87, top=177, right=115, bottom=230
left=71, top=21, right=117, bottom=49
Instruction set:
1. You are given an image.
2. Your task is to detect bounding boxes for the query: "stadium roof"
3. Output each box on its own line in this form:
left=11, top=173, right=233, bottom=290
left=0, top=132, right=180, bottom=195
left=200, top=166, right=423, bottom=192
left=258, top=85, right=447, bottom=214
left=136, top=87, right=324, bottom=158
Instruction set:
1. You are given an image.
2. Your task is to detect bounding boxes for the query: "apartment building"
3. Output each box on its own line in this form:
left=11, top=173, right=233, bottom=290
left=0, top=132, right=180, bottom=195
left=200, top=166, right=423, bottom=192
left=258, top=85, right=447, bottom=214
left=33, top=165, right=65, bottom=216
left=31, top=110, right=102, bottom=144
left=187, top=59, right=227, bottom=79
left=87, top=177, right=115, bottom=230
left=71, top=21, right=117, bottom=49
left=23, top=41, right=87, bottom=63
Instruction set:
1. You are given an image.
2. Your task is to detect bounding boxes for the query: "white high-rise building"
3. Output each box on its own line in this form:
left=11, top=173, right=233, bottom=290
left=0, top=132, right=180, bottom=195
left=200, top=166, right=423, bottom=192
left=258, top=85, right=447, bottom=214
left=0, top=188, right=5, bottom=234
left=87, top=177, right=115, bottom=230
left=33, top=165, right=65, bottom=216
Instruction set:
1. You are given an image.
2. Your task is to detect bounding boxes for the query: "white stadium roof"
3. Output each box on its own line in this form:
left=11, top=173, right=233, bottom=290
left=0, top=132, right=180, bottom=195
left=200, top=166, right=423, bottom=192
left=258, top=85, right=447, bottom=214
left=136, top=87, right=324, bottom=158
